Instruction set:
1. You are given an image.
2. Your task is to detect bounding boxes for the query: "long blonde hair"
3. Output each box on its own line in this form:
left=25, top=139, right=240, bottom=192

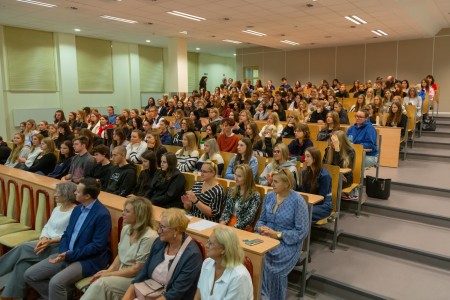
left=182, top=132, right=198, bottom=153
left=231, top=164, right=257, bottom=203
left=124, top=197, right=156, bottom=239
left=262, top=125, right=277, bottom=152
left=325, top=130, right=353, bottom=168
left=9, top=133, right=25, bottom=163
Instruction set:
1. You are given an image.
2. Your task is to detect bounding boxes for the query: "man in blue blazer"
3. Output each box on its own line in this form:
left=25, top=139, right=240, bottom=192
left=25, top=178, right=112, bottom=300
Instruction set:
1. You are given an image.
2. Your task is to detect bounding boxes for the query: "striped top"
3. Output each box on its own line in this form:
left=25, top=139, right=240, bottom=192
left=190, top=181, right=225, bottom=222
left=176, top=149, right=199, bottom=172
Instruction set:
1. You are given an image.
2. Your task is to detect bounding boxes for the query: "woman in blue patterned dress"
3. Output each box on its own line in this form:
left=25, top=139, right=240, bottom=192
left=255, top=168, right=309, bottom=300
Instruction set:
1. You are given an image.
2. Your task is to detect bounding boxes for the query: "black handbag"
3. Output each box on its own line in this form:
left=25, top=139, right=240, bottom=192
left=422, top=116, right=436, bottom=131
left=366, top=175, right=391, bottom=200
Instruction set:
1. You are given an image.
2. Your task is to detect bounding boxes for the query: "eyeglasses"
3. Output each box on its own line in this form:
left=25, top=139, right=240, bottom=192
left=200, top=169, right=213, bottom=174
left=158, top=224, right=172, bottom=232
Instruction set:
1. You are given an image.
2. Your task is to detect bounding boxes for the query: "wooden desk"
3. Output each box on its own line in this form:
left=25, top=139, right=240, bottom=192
left=0, top=166, right=278, bottom=300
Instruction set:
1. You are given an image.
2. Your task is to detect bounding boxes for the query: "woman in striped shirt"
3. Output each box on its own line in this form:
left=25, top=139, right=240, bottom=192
left=182, top=160, right=225, bottom=222
left=175, top=132, right=199, bottom=172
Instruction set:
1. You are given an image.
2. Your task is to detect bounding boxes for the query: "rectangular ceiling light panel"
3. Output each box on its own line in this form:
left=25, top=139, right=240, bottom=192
left=17, top=0, right=56, bottom=7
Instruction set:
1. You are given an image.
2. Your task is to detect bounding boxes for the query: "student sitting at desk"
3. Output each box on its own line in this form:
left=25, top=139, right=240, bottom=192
left=260, top=143, right=299, bottom=190
left=300, top=147, right=332, bottom=223
left=288, top=124, right=313, bottom=162
left=220, top=164, right=261, bottom=231
left=224, top=138, right=258, bottom=182
left=385, top=101, right=408, bottom=136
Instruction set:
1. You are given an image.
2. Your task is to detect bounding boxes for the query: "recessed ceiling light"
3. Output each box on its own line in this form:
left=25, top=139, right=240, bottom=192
left=100, top=15, right=138, bottom=24
left=281, top=40, right=300, bottom=45
left=17, top=0, right=56, bottom=8
left=233, top=54, right=236, bottom=56
left=145, top=40, right=151, bottom=43
left=196, top=48, right=200, bottom=50
left=223, top=39, right=242, bottom=44
left=371, top=30, right=382, bottom=36
left=242, top=29, right=266, bottom=37
left=372, top=30, right=388, bottom=36
left=74, top=28, right=81, bottom=32
left=179, top=31, right=188, bottom=34
left=345, top=15, right=367, bottom=25
left=167, top=11, right=205, bottom=21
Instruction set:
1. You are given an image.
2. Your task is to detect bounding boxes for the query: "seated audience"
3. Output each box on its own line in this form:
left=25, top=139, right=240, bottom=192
left=128, top=151, right=157, bottom=197
left=23, top=119, right=39, bottom=146
left=110, top=128, right=129, bottom=155
left=190, top=111, right=203, bottom=132
left=317, top=111, right=341, bottom=141
left=253, top=103, right=269, bottom=120
left=0, top=182, right=77, bottom=299
left=233, top=110, right=252, bottom=135
left=105, top=145, right=137, bottom=197
left=0, top=136, right=12, bottom=165
left=386, top=101, right=408, bottom=135
left=281, top=111, right=301, bottom=138
left=333, top=102, right=349, bottom=124
left=122, top=208, right=203, bottom=300
left=62, top=136, right=96, bottom=183
left=91, top=144, right=113, bottom=190
left=255, top=168, right=309, bottom=300
left=272, top=102, right=286, bottom=121
left=195, top=139, right=224, bottom=176
left=145, top=153, right=185, bottom=208
left=244, top=122, right=262, bottom=153
left=182, top=160, right=225, bottom=222
left=26, top=137, right=57, bottom=175
left=346, top=109, right=378, bottom=168
left=220, top=164, right=261, bottom=230
left=97, top=115, right=114, bottom=138
left=260, top=143, right=299, bottom=190
left=324, top=131, right=355, bottom=199
left=403, top=86, right=422, bottom=119
left=217, top=118, right=240, bottom=153
left=88, top=113, right=101, bottom=134
left=115, top=115, right=132, bottom=140
left=172, top=117, right=197, bottom=146
left=288, top=124, right=313, bottom=162
left=350, top=94, right=366, bottom=112
left=254, top=124, right=279, bottom=158
left=48, top=140, right=75, bottom=179
left=202, top=123, right=218, bottom=142
left=158, top=119, right=172, bottom=145
left=146, top=132, right=167, bottom=167
left=175, top=132, right=199, bottom=172
left=309, top=100, right=328, bottom=124
left=79, top=128, right=104, bottom=153
left=16, top=133, right=42, bottom=170
left=73, top=110, right=88, bottom=130
left=81, top=197, right=158, bottom=300
left=130, top=116, right=143, bottom=132
left=300, top=147, right=333, bottom=223
left=4, top=133, right=30, bottom=168
left=126, top=130, right=147, bottom=164
left=194, top=227, right=253, bottom=300
left=258, top=112, right=283, bottom=138
left=225, top=138, right=258, bottom=181
left=38, top=120, right=49, bottom=137
left=24, top=178, right=112, bottom=300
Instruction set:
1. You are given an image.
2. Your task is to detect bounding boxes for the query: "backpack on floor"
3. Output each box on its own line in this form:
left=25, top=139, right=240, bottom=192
left=422, top=116, right=436, bottom=131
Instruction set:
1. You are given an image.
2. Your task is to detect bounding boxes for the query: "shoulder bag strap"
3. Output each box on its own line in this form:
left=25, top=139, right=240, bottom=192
left=165, top=235, right=192, bottom=284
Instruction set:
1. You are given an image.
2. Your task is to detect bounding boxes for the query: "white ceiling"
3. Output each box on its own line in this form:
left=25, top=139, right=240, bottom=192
left=1, top=0, right=450, bottom=57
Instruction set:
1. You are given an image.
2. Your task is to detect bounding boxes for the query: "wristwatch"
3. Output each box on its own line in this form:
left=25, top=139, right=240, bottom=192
left=276, top=232, right=282, bottom=240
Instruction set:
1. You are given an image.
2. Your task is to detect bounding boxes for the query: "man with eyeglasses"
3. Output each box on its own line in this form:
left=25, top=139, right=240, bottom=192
left=346, top=109, right=378, bottom=168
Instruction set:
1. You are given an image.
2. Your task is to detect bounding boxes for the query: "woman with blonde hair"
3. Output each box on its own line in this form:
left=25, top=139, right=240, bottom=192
left=281, top=110, right=301, bottom=138
left=234, top=109, right=252, bottom=135
left=195, top=139, right=224, bottom=176
left=175, top=132, right=199, bottom=172
left=299, top=100, right=311, bottom=123
left=365, top=87, right=375, bottom=104
left=256, top=168, right=309, bottom=300
left=17, top=133, right=43, bottom=169
left=23, top=119, right=39, bottom=146
left=123, top=208, right=203, bottom=300
left=73, top=110, right=88, bottom=129
left=259, top=112, right=283, bottom=138
left=182, top=160, right=225, bottom=222
left=323, top=131, right=355, bottom=189
left=260, top=143, right=299, bottom=190
left=254, top=124, right=279, bottom=157
left=220, top=164, right=261, bottom=230
left=82, top=197, right=158, bottom=300
left=5, top=133, right=30, bottom=168
left=172, top=109, right=185, bottom=130
left=26, top=137, right=57, bottom=175
left=194, top=227, right=253, bottom=300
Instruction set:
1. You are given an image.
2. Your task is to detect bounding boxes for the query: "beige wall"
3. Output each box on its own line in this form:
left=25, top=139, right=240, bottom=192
left=236, top=33, right=450, bottom=113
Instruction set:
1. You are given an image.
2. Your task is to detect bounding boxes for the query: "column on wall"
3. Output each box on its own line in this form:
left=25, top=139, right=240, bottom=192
left=166, top=37, right=188, bottom=94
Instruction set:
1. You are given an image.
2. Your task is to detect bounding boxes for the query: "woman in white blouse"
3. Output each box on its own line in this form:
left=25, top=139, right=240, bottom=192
left=81, top=197, right=158, bottom=300
left=194, top=226, right=253, bottom=300
left=0, top=182, right=77, bottom=299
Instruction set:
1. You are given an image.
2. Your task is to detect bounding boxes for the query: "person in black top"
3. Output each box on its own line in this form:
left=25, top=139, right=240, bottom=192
left=199, top=76, right=208, bottom=90
left=105, top=145, right=137, bottom=197
left=48, top=140, right=75, bottom=179
left=90, top=144, right=113, bottom=190
left=128, top=150, right=157, bottom=197
left=0, top=136, right=11, bottom=165
left=26, top=137, right=57, bottom=175
left=145, top=152, right=186, bottom=208
left=38, top=121, right=49, bottom=138
left=55, top=122, right=73, bottom=149
left=309, top=101, right=328, bottom=123
left=335, top=84, right=350, bottom=98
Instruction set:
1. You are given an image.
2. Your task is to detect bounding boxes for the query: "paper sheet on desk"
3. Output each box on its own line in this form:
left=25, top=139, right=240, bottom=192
left=188, top=219, right=218, bottom=231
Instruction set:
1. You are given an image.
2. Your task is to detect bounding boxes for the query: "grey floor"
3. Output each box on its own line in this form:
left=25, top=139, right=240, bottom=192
left=293, top=126, right=450, bottom=300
